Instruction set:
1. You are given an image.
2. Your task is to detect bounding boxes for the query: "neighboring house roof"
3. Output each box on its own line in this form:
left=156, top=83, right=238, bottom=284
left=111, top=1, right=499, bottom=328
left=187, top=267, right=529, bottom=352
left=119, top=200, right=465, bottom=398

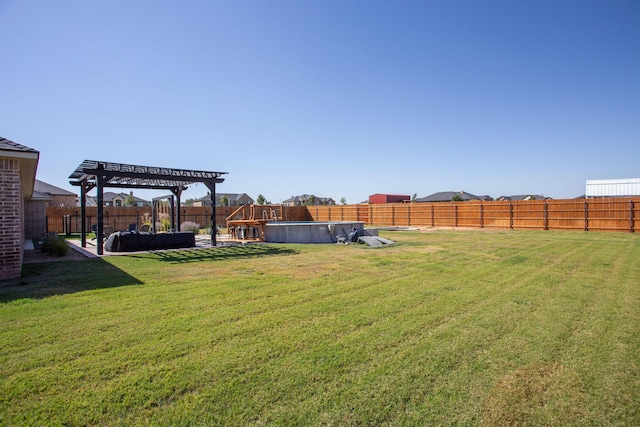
left=283, top=194, right=335, bottom=204
left=103, top=192, right=150, bottom=204
left=34, top=179, right=77, bottom=197
left=197, top=192, right=252, bottom=202
left=195, top=192, right=253, bottom=205
left=0, top=136, right=40, bottom=197
left=283, top=195, right=303, bottom=204
left=416, top=191, right=492, bottom=202
left=497, top=194, right=548, bottom=201
left=31, top=189, right=52, bottom=200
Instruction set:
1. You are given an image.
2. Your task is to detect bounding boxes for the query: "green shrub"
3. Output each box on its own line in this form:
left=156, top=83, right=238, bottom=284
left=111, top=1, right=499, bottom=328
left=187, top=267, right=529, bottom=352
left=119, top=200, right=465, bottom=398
left=41, top=234, right=70, bottom=257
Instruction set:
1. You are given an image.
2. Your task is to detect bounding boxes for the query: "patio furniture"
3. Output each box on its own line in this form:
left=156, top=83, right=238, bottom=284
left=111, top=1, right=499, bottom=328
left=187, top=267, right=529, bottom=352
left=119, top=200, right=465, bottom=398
left=104, top=231, right=196, bottom=252
left=91, top=224, right=115, bottom=242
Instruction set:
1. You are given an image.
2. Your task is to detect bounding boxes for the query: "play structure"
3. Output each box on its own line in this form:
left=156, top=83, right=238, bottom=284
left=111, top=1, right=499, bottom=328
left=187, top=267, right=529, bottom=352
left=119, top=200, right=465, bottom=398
left=226, top=205, right=283, bottom=240
left=226, top=205, right=368, bottom=244
left=152, top=194, right=176, bottom=233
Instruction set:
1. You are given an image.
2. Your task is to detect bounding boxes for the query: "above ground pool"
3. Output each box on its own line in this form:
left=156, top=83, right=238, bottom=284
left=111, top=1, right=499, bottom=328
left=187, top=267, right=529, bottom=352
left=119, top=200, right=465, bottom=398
left=263, top=221, right=366, bottom=244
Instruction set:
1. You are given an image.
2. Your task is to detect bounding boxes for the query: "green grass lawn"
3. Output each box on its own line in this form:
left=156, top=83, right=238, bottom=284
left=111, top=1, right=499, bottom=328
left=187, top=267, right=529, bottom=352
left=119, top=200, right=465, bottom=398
left=1, top=230, right=639, bottom=426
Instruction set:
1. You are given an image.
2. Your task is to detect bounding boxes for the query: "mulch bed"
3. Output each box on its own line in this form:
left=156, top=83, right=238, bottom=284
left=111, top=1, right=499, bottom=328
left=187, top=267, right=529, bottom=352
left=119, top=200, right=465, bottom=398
left=23, top=247, right=89, bottom=264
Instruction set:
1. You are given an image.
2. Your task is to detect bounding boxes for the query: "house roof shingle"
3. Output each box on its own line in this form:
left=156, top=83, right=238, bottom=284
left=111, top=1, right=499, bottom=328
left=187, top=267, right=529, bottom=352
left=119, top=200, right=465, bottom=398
left=34, top=180, right=77, bottom=197
left=196, top=192, right=248, bottom=202
left=283, top=194, right=335, bottom=204
left=0, top=136, right=40, bottom=197
left=498, top=194, right=548, bottom=201
left=416, top=191, right=492, bottom=202
left=0, top=136, right=40, bottom=155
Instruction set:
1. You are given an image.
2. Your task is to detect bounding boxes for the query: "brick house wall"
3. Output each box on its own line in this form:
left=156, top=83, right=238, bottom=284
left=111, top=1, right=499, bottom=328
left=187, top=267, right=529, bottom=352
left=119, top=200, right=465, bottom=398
left=50, top=195, right=77, bottom=207
left=0, top=159, right=24, bottom=279
left=23, top=194, right=76, bottom=238
left=24, top=199, right=48, bottom=239
left=22, top=184, right=78, bottom=240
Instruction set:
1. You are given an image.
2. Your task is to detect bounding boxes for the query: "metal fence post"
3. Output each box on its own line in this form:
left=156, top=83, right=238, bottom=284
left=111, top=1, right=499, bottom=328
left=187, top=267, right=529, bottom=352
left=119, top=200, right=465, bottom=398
left=454, top=204, right=458, bottom=228
left=584, top=200, right=589, bottom=232
left=509, top=202, right=513, bottom=230
left=431, top=204, right=434, bottom=227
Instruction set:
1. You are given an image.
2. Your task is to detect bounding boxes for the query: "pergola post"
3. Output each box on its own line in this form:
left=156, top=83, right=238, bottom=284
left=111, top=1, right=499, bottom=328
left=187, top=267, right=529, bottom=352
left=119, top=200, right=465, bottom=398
left=171, top=188, right=184, bottom=232
left=96, top=174, right=105, bottom=255
left=151, top=200, right=157, bottom=234
left=169, top=195, right=176, bottom=231
left=205, top=180, right=218, bottom=247
left=80, top=180, right=87, bottom=248
left=176, top=191, right=182, bottom=232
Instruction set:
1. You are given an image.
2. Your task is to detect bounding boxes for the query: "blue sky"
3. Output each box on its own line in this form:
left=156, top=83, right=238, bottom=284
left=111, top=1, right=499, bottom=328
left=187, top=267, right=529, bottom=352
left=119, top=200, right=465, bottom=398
left=2, top=0, right=638, bottom=203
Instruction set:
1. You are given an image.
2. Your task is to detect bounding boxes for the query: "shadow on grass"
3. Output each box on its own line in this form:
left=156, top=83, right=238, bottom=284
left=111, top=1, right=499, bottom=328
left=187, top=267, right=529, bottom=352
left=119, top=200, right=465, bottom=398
left=125, top=244, right=299, bottom=264
left=0, top=245, right=298, bottom=303
left=0, top=258, right=143, bottom=303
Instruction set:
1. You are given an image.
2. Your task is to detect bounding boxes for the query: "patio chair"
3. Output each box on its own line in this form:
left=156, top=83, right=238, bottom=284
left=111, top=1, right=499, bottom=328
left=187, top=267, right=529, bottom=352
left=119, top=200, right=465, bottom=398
left=90, top=224, right=115, bottom=242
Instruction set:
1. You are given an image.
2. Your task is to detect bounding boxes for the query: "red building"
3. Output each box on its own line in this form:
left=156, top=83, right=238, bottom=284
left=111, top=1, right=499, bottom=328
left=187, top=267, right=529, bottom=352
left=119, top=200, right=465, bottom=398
left=368, top=193, right=410, bottom=204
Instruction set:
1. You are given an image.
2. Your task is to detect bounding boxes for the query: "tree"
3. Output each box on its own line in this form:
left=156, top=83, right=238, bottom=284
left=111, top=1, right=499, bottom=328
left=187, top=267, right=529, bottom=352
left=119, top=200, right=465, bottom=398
left=452, top=193, right=463, bottom=202
left=219, top=194, right=229, bottom=206
left=304, top=195, right=317, bottom=206
left=412, top=193, right=417, bottom=202
left=340, top=197, right=347, bottom=205
left=183, top=198, right=195, bottom=206
left=257, top=194, right=266, bottom=205
left=124, top=194, right=136, bottom=207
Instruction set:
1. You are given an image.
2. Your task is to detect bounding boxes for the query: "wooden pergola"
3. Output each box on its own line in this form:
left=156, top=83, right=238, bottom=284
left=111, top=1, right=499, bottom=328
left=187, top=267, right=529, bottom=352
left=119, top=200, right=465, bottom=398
left=69, top=160, right=227, bottom=255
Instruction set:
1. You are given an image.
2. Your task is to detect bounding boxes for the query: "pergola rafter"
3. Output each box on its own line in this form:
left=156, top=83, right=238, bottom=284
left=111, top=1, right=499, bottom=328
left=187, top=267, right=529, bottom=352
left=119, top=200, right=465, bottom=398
left=70, top=160, right=227, bottom=255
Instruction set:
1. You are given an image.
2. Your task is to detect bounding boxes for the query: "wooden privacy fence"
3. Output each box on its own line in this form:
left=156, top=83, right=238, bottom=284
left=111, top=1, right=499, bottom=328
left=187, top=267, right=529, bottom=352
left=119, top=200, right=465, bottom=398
left=305, top=198, right=640, bottom=233
left=46, top=198, right=640, bottom=235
